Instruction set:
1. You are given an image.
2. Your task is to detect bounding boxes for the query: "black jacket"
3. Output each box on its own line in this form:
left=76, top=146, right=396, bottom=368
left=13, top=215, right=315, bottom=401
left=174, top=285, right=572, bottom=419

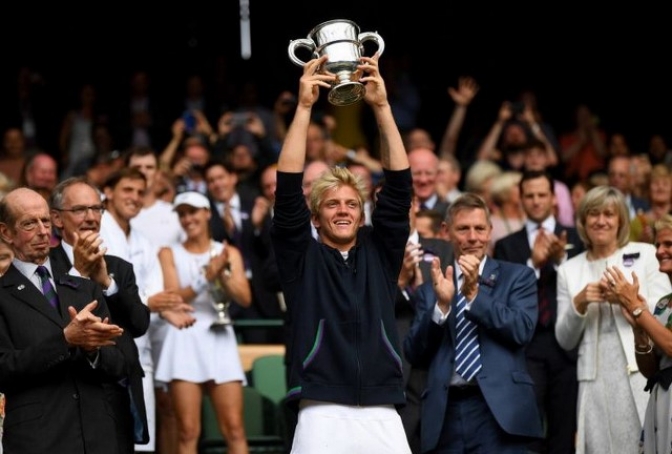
left=271, top=168, right=411, bottom=408
left=49, top=245, right=151, bottom=445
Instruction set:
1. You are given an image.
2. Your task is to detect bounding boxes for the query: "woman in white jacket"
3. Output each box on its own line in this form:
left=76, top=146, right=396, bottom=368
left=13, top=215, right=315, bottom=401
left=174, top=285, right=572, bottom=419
left=556, top=185, right=672, bottom=453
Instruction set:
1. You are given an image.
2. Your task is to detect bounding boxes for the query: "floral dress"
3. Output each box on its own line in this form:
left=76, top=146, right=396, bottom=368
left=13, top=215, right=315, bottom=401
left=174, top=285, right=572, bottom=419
left=641, top=293, right=672, bottom=454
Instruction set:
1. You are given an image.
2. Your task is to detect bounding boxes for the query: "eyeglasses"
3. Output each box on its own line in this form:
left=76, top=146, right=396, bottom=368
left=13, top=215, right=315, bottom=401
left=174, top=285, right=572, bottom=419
left=55, top=205, right=105, bottom=217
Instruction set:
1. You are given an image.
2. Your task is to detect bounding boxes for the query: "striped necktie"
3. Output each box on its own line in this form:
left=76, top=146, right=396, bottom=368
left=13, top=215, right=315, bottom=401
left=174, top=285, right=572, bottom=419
left=36, top=266, right=59, bottom=309
left=454, top=287, right=482, bottom=382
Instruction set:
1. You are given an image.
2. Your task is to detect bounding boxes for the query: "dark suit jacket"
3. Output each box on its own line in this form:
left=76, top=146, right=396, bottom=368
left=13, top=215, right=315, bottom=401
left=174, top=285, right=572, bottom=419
left=0, top=263, right=132, bottom=454
left=404, top=257, right=543, bottom=453
left=49, top=245, right=151, bottom=445
left=492, top=223, right=584, bottom=328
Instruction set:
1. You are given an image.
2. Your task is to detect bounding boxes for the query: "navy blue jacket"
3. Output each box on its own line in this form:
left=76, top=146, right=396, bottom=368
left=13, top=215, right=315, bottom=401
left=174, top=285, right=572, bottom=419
left=271, top=168, right=411, bottom=407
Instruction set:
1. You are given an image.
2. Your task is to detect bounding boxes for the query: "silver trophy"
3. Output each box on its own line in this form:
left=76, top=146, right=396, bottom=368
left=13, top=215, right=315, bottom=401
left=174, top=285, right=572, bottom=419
left=288, top=19, right=385, bottom=106
left=205, top=240, right=232, bottom=330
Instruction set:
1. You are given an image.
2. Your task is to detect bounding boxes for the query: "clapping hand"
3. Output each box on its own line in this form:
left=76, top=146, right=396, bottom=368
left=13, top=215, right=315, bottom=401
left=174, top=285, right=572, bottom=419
left=430, top=257, right=454, bottom=314
left=64, top=300, right=124, bottom=352
left=602, top=266, right=640, bottom=309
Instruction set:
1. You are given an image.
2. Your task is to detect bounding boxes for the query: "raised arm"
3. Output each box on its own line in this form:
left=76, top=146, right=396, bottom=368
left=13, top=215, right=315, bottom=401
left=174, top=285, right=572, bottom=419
left=277, top=56, right=332, bottom=173
left=360, top=55, right=408, bottom=171
left=438, top=76, right=479, bottom=159
left=476, top=101, right=512, bottom=162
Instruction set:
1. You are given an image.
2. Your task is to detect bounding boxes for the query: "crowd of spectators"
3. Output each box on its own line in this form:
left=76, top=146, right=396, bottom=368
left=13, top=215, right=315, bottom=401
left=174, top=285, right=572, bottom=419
left=2, top=60, right=672, bottom=453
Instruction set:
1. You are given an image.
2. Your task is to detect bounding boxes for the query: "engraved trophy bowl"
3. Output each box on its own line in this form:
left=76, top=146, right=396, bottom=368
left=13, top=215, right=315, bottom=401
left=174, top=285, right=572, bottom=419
left=288, top=19, right=385, bottom=106
left=205, top=240, right=233, bottom=331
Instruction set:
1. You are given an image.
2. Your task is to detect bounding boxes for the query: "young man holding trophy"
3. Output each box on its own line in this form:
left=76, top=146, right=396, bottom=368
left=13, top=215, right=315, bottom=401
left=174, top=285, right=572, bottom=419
left=271, top=46, right=413, bottom=453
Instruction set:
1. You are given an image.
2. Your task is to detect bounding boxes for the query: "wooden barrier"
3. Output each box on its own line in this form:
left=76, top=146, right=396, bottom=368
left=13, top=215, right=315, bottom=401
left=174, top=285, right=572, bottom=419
left=238, top=344, right=285, bottom=372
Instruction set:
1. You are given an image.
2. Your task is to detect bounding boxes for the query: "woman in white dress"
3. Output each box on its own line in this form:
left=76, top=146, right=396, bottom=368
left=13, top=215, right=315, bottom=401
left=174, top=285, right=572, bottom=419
left=607, top=213, right=672, bottom=454
left=155, top=191, right=251, bottom=454
left=555, top=185, right=671, bottom=454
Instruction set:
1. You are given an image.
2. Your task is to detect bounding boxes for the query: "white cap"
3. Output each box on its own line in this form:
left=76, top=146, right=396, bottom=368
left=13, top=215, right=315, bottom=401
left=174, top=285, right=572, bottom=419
left=173, top=191, right=211, bottom=210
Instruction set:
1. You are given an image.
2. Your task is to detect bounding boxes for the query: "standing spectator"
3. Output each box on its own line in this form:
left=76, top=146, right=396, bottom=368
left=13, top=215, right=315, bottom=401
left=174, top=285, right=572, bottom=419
left=555, top=185, right=672, bottom=453
left=48, top=177, right=157, bottom=450
left=437, top=76, right=479, bottom=168
left=58, top=82, right=101, bottom=179
left=272, top=55, right=412, bottom=453
left=523, top=138, right=575, bottom=227
left=488, top=170, right=525, bottom=253
left=494, top=170, right=584, bottom=453
left=559, top=104, right=607, bottom=184
left=396, top=194, right=454, bottom=453
left=630, top=164, right=672, bottom=244
left=204, top=158, right=275, bottom=343
left=404, top=192, right=543, bottom=453
left=115, top=70, right=169, bottom=150
left=403, top=127, right=435, bottom=153
left=126, top=146, right=184, bottom=248
left=0, top=127, right=29, bottom=187
left=124, top=147, right=184, bottom=454
left=648, top=134, right=672, bottom=167
left=19, top=152, right=58, bottom=203
left=435, top=155, right=463, bottom=205
left=2, top=66, right=53, bottom=154
left=408, top=148, right=450, bottom=218
left=608, top=155, right=650, bottom=219
left=0, top=187, right=126, bottom=453
left=477, top=100, right=557, bottom=170
left=98, top=168, right=196, bottom=454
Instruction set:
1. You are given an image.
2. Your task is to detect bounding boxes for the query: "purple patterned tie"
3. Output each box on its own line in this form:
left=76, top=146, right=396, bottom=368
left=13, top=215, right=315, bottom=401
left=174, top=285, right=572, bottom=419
left=36, top=266, right=59, bottom=309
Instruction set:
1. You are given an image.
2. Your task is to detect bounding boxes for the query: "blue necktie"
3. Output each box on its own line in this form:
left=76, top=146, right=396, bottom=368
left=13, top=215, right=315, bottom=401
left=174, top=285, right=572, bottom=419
left=36, top=266, right=59, bottom=309
left=455, top=287, right=482, bottom=382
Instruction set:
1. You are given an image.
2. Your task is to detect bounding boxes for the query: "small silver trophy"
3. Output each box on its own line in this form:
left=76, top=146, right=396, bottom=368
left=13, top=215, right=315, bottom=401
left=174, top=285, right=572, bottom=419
left=205, top=240, right=233, bottom=330
left=288, top=19, right=385, bottom=106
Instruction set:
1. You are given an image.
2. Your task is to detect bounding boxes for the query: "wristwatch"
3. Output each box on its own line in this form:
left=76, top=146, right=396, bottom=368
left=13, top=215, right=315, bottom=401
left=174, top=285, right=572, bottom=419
left=632, top=306, right=646, bottom=318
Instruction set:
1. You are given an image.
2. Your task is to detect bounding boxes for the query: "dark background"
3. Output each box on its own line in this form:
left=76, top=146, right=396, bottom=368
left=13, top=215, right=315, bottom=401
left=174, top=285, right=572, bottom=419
left=3, top=4, right=670, bottom=160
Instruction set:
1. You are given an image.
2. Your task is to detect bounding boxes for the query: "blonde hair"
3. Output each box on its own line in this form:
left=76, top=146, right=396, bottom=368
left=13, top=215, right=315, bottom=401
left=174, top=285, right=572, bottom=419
left=309, top=166, right=368, bottom=217
left=489, top=171, right=522, bottom=207
left=654, top=213, right=672, bottom=238
left=576, top=185, right=630, bottom=249
left=464, top=160, right=502, bottom=193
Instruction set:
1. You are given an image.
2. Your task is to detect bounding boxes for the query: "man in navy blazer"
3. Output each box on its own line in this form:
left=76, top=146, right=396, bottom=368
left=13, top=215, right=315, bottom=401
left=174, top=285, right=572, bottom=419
left=404, top=192, right=542, bottom=453
left=493, top=170, right=583, bottom=453
left=0, top=187, right=127, bottom=454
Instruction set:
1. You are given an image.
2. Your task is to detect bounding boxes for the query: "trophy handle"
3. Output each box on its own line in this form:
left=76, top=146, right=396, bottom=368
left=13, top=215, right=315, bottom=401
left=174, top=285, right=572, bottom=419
left=288, top=38, right=316, bottom=67
left=358, top=32, right=385, bottom=57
